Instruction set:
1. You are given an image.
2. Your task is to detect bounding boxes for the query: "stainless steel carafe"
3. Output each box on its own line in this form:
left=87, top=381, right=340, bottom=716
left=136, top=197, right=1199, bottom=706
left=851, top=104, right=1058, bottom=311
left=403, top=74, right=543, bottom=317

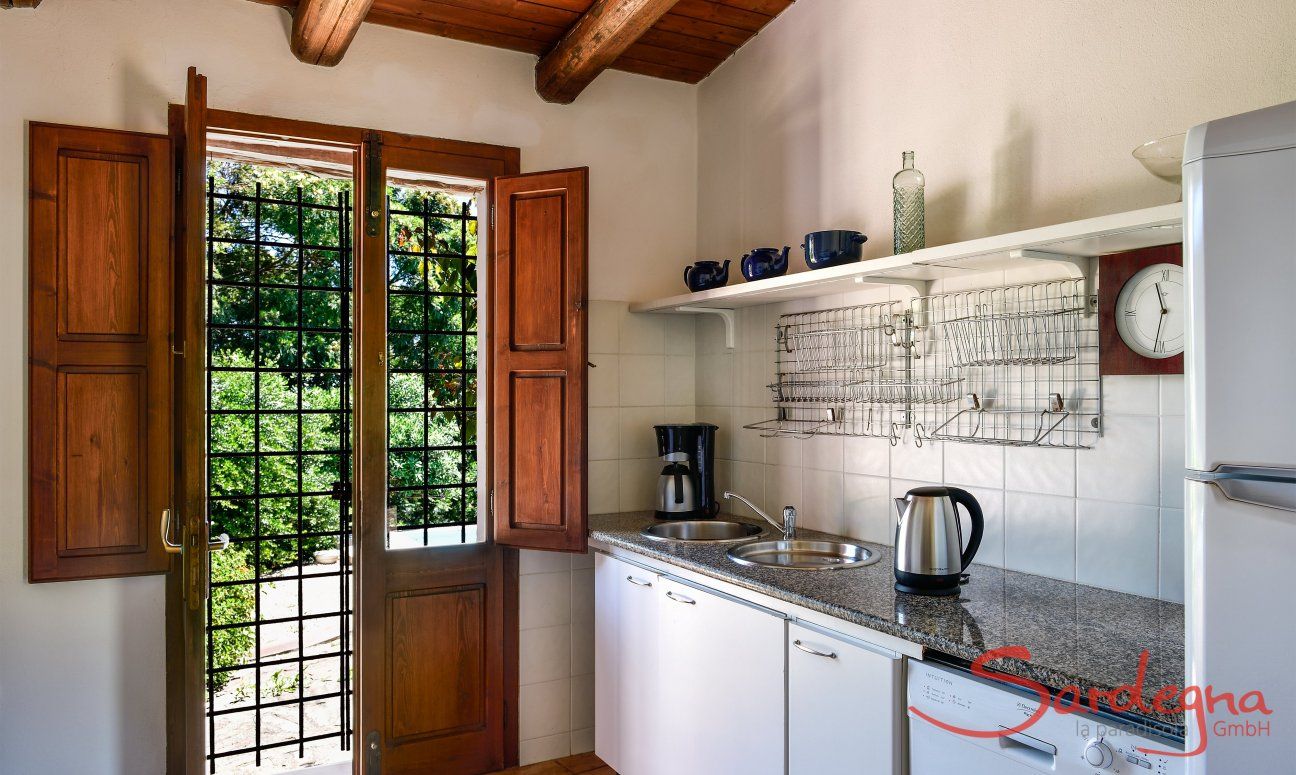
left=893, top=486, right=984, bottom=596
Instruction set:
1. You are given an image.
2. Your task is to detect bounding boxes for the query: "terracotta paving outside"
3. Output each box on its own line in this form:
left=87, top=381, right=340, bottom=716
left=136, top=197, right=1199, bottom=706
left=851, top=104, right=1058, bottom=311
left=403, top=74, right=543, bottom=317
left=487, top=752, right=615, bottom=775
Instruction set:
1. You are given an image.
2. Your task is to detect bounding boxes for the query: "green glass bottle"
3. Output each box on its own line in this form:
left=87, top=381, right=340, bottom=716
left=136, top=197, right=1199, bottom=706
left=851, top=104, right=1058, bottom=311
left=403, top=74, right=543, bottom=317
left=892, top=151, right=926, bottom=254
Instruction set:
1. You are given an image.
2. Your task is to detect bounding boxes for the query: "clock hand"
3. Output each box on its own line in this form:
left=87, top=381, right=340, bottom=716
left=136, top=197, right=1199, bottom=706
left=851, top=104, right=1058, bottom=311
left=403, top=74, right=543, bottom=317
left=1154, top=307, right=1166, bottom=352
left=1155, top=282, right=1168, bottom=315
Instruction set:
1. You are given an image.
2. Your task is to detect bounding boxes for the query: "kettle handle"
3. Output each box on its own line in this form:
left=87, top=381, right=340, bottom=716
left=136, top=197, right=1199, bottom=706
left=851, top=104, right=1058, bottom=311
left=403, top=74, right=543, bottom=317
left=946, top=486, right=984, bottom=571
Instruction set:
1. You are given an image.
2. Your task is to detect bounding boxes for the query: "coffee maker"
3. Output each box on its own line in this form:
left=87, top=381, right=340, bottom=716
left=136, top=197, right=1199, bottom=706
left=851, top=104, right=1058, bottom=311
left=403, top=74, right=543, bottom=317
left=653, top=424, right=718, bottom=519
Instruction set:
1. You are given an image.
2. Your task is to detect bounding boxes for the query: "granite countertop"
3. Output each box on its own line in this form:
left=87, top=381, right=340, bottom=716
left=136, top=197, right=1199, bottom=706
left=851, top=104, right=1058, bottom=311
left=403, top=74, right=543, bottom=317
left=590, top=511, right=1186, bottom=739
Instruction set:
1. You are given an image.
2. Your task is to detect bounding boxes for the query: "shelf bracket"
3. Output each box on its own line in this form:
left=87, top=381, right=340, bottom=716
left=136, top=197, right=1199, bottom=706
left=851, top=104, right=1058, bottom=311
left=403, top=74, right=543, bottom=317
left=675, top=305, right=736, bottom=349
left=853, top=275, right=934, bottom=299
left=1010, top=249, right=1098, bottom=315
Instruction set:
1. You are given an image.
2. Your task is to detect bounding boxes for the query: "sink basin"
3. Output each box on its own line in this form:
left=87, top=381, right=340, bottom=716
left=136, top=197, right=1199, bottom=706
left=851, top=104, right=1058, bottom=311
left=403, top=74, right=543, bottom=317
left=726, top=539, right=879, bottom=570
left=641, top=520, right=764, bottom=542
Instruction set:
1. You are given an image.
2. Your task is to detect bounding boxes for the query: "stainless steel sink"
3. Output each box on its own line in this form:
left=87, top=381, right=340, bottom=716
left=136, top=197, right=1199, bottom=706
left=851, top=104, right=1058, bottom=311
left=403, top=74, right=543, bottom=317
left=726, top=539, right=879, bottom=570
left=641, top=520, right=764, bottom=542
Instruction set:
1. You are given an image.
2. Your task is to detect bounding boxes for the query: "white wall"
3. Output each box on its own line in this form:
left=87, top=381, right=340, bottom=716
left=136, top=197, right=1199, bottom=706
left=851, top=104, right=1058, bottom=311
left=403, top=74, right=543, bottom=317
left=0, top=1, right=696, bottom=772
left=696, top=0, right=1296, bottom=263
left=690, top=0, right=1296, bottom=602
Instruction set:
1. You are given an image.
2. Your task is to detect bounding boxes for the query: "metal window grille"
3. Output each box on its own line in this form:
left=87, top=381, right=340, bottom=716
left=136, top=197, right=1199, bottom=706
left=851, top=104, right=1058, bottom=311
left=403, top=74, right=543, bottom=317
left=205, top=175, right=354, bottom=771
left=385, top=192, right=479, bottom=547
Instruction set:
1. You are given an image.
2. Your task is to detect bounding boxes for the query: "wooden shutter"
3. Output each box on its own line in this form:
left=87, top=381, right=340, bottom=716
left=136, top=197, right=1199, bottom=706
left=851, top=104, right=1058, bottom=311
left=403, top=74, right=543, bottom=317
left=491, top=168, right=589, bottom=553
left=29, top=122, right=173, bottom=581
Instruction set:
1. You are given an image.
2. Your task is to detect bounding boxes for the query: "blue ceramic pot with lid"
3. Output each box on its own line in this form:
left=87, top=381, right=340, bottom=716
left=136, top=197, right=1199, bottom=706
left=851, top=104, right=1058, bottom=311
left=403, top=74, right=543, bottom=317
left=802, top=230, right=868, bottom=269
left=741, top=246, right=791, bottom=281
left=684, top=260, right=730, bottom=292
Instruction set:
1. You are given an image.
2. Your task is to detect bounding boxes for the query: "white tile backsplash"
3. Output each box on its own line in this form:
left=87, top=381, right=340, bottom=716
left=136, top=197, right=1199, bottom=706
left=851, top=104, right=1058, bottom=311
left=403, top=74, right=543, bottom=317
left=1075, top=500, right=1159, bottom=597
left=1077, top=414, right=1160, bottom=506
left=801, top=468, right=845, bottom=534
left=843, top=435, right=890, bottom=477
left=1160, top=418, right=1186, bottom=509
left=1159, top=508, right=1186, bottom=603
left=1103, top=375, right=1161, bottom=415
left=587, top=407, right=619, bottom=461
left=1004, top=446, right=1076, bottom=497
left=1005, top=492, right=1077, bottom=581
left=521, top=624, right=572, bottom=686
left=944, top=444, right=1005, bottom=489
left=843, top=473, right=893, bottom=545
left=618, top=354, right=666, bottom=406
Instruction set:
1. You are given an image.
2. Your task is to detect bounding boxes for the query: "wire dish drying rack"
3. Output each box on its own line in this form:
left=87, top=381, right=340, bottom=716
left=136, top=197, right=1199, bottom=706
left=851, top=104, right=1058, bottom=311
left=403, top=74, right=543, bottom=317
left=746, top=279, right=1101, bottom=448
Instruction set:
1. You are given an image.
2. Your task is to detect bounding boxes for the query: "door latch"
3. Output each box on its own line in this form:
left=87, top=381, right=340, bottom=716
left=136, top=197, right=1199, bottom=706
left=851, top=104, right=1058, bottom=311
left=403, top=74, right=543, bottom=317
left=365, top=731, right=381, bottom=774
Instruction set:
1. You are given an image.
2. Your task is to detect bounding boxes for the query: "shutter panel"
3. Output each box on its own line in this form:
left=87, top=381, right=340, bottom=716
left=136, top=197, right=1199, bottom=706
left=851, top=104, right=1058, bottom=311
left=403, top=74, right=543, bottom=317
left=491, top=168, right=588, bottom=553
left=29, top=123, right=173, bottom=581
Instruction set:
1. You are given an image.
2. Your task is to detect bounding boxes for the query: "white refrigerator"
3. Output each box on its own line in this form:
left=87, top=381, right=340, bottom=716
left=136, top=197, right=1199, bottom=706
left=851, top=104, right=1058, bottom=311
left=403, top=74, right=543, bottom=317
left=1183, top=100, right=1296, bottom=773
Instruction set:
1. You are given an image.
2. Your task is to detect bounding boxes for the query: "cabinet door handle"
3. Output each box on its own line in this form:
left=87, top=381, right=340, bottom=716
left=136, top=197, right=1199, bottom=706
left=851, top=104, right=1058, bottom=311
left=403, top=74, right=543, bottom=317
left=793, top=640, right=837, bottom=659
left=625, top=575, right=652, bottom=587
left=665, top=590, right=696, bottom=605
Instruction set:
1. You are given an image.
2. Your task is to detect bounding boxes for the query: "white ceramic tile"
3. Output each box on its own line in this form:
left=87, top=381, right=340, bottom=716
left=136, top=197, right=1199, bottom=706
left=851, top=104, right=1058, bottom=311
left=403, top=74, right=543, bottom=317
left=801, top=469, right=845, bottom=535
left=696, top=352, right=734, bottom=406
left=571, top=617, right=595, bottom=677
left=1004, top=446, right=1076, bottom=497
left=617, top=407, right=663, bottom=459
left=765, top=464, right=803, bottom=514
left=726, top=460, right=767, bottom=512
left=804, top=434, right=844, bottom=472
left=765, top=434, right=803, bottom=467
left=519, top=570, right=571, bottom=630
left=619, top=355, right=666, bottom=406
left=732, top=407, right=766, bottom=464
left=738, top=305, right=770, bottom=353
left=1159, top=375, right=1185, bottom=416
left=1159, top=508, right=1185, bottom=603
left=957, top=486, right=1005, bottom=569
left=520, top=549, right=569, bottom=575
left=843, top=474, right=894, bottom=545
left=570, top=727, right=596, bottom=755
left=618, top=458, right=659, bottom=512
left=664, top=314, right=697, bottom=355
left=696, top=312, right=728, bottom=355
left=570, top=672, right=596, bottom=731
left=1102, top=375, right=1161, bottom=415
left=588, top=300, right=621, bottom=355
left=520, top=624, right=571, bottom=686
left=519, top=733, right=570, bottom=766
left=619, top=311, right=665, bottom=354
left=588, top=407, right=619, bottom=461
left=1076, top=500, right=1159, bottom=597
left=1160, top=417, right=1186, bottom=509
left=571, top=567, right=594, bottom=624
left=1078, top=415, right=1160, bottom=506
left=571, top=549, right=594, bottom=570
left=891, top=439, right=942, bottom=482
left=843, top=435, right=890, bottom=476
left=944, top=444, right=1004, bottom=489
left=738, top=350, right=769, bottom=408
left=1005, top=492, right=1077, bottom=581
left=519, top=677, right=572, bottom=741
left=661, top=405, right=697, bottom=424
left=699, top=406, right=734, bottom=459
left=588, top=460, right=619, bottom=515
left=587, top=353, right=618, bottom=408
left=664, top=355, right=696, bottom=405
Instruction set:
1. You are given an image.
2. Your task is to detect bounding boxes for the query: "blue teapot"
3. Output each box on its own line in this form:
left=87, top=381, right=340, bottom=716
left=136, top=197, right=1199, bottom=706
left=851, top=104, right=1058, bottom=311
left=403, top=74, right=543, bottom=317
left=684, top=260, right=730, bottom=292
left=741, top=246, right=791, bottom=281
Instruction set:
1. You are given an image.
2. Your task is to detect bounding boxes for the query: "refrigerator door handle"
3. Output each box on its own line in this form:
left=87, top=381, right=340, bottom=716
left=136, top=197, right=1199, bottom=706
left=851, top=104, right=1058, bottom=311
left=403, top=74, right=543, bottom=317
left=1187, top=465, right=1296, bottom=512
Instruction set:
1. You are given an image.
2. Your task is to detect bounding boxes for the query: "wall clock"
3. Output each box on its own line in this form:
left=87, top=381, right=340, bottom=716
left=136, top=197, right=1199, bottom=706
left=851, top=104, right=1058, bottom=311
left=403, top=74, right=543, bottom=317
left=1098, top=243, right=1185, bottom=375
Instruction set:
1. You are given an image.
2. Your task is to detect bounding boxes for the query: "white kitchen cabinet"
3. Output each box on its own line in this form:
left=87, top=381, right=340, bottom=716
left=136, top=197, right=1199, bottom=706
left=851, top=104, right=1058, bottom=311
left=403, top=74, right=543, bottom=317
left=655, top=576, right=786, bottom=775
left=787, top=622, right=902, bottom=775
left=594, top=553, right=659, bottom=775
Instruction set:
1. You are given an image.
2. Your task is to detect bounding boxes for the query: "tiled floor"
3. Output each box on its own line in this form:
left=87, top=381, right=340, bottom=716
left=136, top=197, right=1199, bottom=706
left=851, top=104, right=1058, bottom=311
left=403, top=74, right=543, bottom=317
left=487, top=752, right=615, bottom=775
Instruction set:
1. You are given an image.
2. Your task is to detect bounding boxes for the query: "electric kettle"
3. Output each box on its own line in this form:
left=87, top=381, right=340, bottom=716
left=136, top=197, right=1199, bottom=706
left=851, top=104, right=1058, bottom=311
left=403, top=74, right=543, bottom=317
left=893, top=486, right=984, bottom=596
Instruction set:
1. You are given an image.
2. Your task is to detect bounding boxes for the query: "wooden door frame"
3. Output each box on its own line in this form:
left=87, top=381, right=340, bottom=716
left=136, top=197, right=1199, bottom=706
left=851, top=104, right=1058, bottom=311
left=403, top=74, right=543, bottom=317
left=165, top=104, right=521, bottom=773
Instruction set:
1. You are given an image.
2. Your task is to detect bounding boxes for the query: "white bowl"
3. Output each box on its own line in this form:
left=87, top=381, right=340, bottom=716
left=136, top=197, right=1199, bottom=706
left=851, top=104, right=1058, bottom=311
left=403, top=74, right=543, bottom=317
left=1132, top=133, right=1186, bottom=185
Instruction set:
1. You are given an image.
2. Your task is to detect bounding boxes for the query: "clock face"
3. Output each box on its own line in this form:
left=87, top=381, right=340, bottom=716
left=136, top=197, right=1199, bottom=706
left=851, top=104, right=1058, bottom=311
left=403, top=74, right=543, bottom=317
left=1114, top=263, right=1184, bottom=359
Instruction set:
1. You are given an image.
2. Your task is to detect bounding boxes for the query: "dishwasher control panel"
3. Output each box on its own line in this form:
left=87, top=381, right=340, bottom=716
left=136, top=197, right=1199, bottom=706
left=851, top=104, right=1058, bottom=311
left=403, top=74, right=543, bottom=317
left=907, top=659, right=1185, bottom=775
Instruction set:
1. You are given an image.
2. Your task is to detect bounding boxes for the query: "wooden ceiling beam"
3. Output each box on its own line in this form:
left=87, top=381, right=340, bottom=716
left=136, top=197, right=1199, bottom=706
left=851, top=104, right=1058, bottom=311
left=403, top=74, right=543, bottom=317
left=535, top=0, right=680, bottom=104
left=290, top=0, right=376, bottom=66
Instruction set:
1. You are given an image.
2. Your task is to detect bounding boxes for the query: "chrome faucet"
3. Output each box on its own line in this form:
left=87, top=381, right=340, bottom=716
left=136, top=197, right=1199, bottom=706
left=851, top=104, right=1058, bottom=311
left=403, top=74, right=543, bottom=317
left=723, top=491, right=797, bottom=539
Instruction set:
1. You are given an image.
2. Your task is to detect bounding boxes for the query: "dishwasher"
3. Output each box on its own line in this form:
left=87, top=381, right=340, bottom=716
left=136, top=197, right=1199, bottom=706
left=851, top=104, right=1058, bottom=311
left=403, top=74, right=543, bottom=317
left=908, top=659, right=1186, bottom=775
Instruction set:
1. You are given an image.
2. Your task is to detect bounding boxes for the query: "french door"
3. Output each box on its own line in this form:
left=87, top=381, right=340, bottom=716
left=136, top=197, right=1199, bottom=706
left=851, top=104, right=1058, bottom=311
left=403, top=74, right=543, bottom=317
left=170, top=67, right=589, bottom=775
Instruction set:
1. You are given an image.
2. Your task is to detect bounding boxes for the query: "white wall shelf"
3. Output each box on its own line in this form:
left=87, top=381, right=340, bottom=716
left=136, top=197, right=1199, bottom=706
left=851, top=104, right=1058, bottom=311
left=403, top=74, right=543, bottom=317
left=630, top=203, right=1182, bottom=315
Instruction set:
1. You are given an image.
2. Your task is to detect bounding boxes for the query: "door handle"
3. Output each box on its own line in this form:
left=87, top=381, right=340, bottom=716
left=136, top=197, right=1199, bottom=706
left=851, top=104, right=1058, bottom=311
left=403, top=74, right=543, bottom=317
left=625, top=575, right=652, bottom=587
left=793, top=640, right=837, bottom=659
left=161, top=509, right=183, bottom=554
left=665, top=590, right=696, bottom=605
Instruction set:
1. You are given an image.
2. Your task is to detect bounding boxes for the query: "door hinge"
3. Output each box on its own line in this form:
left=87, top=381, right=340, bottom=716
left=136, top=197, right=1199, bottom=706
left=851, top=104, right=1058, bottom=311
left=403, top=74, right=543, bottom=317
left=490, top=203, right=496, bottom=230
left=364, top=132, right=384, bottom=238
left=329, top=480, right=353, bottom=502
left=175, top=165, right=183, bottom=196
left=490, top=489, right=495, bottom=517
left=365, top=731, right=381, bottom=774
